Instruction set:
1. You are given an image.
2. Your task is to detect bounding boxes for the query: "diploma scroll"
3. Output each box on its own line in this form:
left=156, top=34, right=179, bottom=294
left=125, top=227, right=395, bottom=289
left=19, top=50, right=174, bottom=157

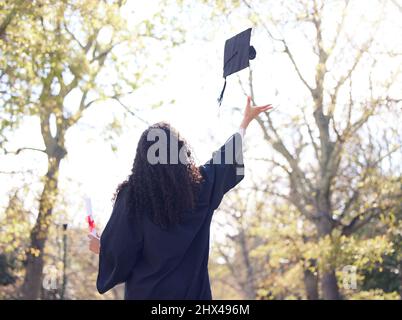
left=84, top=197, right=97, bottom=237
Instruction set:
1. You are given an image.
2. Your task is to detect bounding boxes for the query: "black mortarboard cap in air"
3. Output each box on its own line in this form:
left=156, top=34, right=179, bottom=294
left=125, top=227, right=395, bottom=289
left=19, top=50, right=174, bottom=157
left=218, top=28, right=256, bottom=106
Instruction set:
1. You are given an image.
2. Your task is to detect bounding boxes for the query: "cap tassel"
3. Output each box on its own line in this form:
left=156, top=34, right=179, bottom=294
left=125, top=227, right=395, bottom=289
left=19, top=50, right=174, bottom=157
left=217, top=78, right=227, bottom=106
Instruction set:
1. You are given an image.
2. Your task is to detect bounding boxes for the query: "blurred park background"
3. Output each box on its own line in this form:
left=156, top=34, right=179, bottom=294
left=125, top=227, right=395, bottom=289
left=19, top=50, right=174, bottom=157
left=0, top=0, right=401, bottom=300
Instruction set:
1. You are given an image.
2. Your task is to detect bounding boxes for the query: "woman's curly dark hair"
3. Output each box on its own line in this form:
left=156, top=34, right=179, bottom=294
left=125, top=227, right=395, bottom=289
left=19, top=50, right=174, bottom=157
left=114, top=122, right=203, bottom=228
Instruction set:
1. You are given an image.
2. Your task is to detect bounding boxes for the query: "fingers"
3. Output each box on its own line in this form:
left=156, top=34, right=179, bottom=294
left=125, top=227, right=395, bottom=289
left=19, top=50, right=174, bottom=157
left=254, top=104, right=273, bottom=112
left=88, top=232, right=100, bottom=239
left=257, top=104, right=272, bottom=109
left=261, top=105, right=273, bottom=112
left=246, top=96, right=251, bottom=108
left=88, top=234, right=96, bottom=240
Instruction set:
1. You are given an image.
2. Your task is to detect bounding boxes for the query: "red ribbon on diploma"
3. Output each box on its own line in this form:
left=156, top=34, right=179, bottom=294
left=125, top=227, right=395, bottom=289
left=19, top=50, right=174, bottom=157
left=84, top=197, right=97, bottom=236
left=86, top=215, right=95, bottom=233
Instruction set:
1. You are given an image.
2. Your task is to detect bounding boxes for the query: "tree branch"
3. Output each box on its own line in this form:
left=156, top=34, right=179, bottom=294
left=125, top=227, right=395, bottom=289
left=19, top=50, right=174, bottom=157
left=327, top=0, right=350, bottom=54
left=0, top=0, right=25, bottom=38
left=4, top=147, right=46, bottom=155
left=302, top=108, right=320, bottom=161
left=390, top=0, right=402, bottom=12
left=242, top=0, right=314, bottom=94
left=113, top=96, right=150, bottom=125
left=329, top=37, right=374, bottom=114
left=0, top=169, right=34, bottom=175
left=283, top=40, right=314, bottom=94
left=63, top=22, right=85, bottom=49
left=341, top=205, right=392, bottom=235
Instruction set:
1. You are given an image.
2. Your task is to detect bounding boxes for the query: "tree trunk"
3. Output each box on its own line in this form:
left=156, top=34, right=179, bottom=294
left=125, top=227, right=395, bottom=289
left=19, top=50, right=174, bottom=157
left=238, top=229, right=257, bottom=299
left=303, top=259, right=319, bottom=300
left=60, top=224, right=68, bottom=300
left=315, top=213, right=341, bottom=300
left=321, top=269, right=341, bottom=300
left=398, top=257, right=402, bottom=300
left=20, top=156, right=62, bottom=299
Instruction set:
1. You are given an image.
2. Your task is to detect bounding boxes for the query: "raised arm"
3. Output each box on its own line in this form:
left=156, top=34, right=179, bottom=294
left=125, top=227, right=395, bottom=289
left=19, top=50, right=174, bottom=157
left=201, top=96, right=272, bottom=209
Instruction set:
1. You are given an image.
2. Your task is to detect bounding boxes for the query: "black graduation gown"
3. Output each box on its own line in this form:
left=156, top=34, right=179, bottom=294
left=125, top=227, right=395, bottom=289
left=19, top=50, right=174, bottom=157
left=96, top=133, right=244, bottom=299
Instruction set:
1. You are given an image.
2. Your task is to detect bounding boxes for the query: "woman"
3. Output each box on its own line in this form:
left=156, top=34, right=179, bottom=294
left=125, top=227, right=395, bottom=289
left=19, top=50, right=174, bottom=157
left=88, top=96, right=272, bottom=299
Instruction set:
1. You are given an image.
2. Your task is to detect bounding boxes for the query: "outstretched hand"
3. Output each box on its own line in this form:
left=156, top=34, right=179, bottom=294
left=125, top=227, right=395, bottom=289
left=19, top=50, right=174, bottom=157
left=240, top=96, right=272, bottom=130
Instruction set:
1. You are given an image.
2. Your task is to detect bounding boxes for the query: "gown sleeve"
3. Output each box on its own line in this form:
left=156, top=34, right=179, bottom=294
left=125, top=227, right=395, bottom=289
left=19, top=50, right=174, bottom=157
left=96, top=189, right=143, bottom=294
left=200, top=132, right=245, bottom=210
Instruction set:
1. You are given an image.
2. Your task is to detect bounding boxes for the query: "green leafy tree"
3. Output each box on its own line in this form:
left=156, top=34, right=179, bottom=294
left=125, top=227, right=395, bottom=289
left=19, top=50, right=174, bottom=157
left=234, top=0, right=401, bottom=299
left=0, top=0, right=182, bottom=299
